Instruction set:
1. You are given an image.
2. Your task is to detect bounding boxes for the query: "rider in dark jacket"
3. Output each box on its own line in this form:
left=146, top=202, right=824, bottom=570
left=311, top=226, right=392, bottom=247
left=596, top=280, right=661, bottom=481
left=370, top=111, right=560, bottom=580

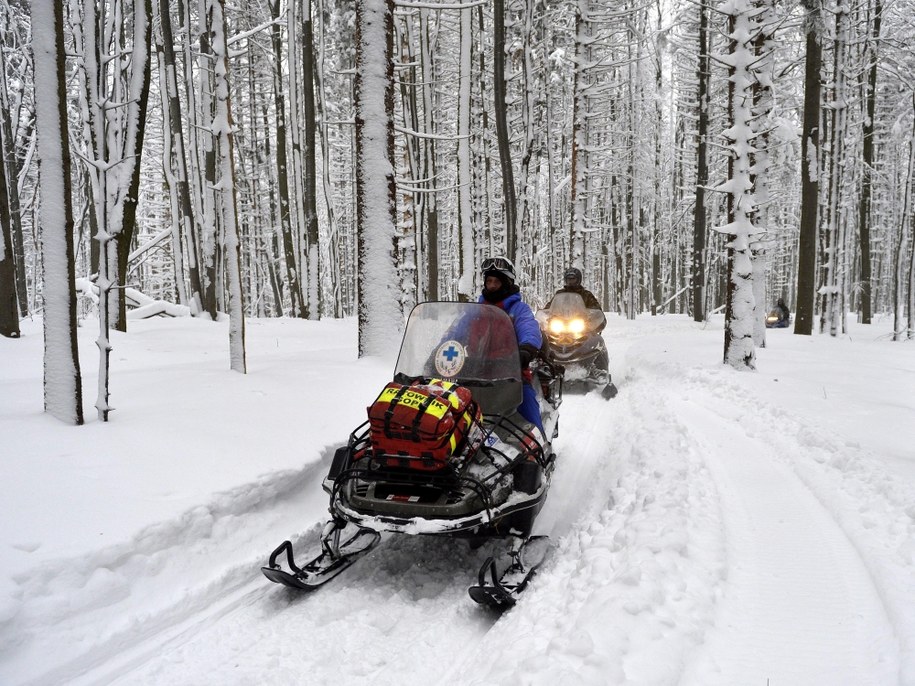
left=547, top=268, right=601, bottom=310
left=775, top=298, right=790, bottom=323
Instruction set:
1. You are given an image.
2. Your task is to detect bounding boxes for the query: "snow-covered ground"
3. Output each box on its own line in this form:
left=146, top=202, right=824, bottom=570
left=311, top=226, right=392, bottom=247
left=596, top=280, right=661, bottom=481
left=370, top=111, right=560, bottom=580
left=1, top=312, right=913, bottom=685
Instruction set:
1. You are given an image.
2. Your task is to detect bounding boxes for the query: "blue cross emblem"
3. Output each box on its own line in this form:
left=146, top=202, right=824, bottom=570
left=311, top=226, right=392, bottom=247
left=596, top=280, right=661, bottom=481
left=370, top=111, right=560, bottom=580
left=442, top=345, right=459, bottom=362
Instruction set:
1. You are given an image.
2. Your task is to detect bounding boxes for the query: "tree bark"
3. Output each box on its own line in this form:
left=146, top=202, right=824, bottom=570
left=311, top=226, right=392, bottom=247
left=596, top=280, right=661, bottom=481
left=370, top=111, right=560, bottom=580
left=302, top=0, right=321, bottom=319
left=857, top=0, right=881, bottom=325
left=355, top=0, right=401, bottom=356
left=114, top=0, right=153, bottom=332
left=0, top=120, right=19, bottom=337
left=493, top=0, right=517, bottom=261
left=692, top=0, right=710, bottom=323
left=208, top=0, right=247, bottom=372
left=794, top=1, right=822, bottom=336
left=269, top=0, right=305, bottom=318
left=32, top=0, right=84, bottom=424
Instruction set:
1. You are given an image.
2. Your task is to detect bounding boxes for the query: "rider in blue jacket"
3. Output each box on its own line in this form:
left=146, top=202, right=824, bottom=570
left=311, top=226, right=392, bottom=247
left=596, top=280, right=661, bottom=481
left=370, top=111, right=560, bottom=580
left=478, top=256, right=544, bottom=434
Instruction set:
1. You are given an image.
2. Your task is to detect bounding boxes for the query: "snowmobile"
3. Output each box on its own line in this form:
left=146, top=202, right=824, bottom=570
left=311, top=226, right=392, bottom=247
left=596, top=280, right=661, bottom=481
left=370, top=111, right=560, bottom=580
left=765, top=309, right=790, bottom=328
left=262, top=301, right=563, bottom=609
left=536, top=292, right=617, bottom=399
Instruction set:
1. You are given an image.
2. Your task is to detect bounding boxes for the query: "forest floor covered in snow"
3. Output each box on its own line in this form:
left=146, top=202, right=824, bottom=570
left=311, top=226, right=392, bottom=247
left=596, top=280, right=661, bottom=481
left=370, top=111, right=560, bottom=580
left=1, top=311, right=913, bottom=685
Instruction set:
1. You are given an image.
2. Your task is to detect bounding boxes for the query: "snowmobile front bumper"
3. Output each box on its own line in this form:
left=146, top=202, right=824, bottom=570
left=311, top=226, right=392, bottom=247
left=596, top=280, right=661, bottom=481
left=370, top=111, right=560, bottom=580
left=330, top=477, right=550, bottom=537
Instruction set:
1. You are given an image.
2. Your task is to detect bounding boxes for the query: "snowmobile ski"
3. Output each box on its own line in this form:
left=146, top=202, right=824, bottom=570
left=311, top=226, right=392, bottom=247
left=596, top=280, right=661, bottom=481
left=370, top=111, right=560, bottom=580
left=468, top=535, right=551, bottom=610
left=262, top=521, right=380, bottom=590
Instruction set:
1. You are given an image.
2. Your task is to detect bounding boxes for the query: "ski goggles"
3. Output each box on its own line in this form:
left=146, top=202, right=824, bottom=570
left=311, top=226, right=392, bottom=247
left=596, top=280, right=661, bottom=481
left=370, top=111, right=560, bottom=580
left=481, top=257, right=513, bottom=273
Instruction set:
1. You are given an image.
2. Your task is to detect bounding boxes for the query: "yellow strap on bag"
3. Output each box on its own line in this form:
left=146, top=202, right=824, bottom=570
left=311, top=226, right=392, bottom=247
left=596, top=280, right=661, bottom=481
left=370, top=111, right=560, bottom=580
left=377, top=386, right=450, bottom=420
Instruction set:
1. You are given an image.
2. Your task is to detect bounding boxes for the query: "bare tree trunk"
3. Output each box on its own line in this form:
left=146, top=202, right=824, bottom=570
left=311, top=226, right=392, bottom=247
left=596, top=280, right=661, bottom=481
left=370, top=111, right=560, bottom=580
left=114, top=0, right=152, bottom=332
left=858, top=0, right=882, bottom=324
left=456, top=4, right=474, bottom=302
left=722, top=8, right=757, bottom=370
left=0, top=50, right=25, bottom=329
left=893, top=95, right=914, bottom=341
left=153, top=0, right=192, bottom=307
left=269, top=0, right=305, bottom=318
left=651, top=6, right=664, bottom=317
left=493, top=0, right=517, bottom=260
left=419, top=10, right=439, bottom=302
left=0, top=120, right=18, bottom=337
left=821, top=4, right=848, bottom=337
left=32, top=0, right=84, bottom=424
left=569, top=3, right=587, bottom=264
left=207, top=0, right=246, bottom=372
left=751, top=3, right=774, bottom=347
left=313, top=0, right=341, bottom=316
left=794, top=0, right=822, bottom=336
left=909, top=96, right=915, bottom=339
left=692, top=0, right=710, bottom=323
left=196, top=0, right=220, bottom=320
left=302, top=0, right=321, bottom=319
left=355, top=0, right=401, bottom=356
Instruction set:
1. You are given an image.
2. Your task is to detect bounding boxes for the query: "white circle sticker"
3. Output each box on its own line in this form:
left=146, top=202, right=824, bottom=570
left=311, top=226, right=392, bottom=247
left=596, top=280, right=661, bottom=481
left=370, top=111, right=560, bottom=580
left=435, top=340, right=466, bottom=377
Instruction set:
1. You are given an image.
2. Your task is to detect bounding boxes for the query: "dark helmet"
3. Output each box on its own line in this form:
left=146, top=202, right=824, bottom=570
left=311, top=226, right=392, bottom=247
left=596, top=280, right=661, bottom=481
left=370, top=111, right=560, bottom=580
left=482, top=256, right=516, bottom=285
left=564, top=267, right=582, bottom=288
left=777, top=298, right=785, bottom=307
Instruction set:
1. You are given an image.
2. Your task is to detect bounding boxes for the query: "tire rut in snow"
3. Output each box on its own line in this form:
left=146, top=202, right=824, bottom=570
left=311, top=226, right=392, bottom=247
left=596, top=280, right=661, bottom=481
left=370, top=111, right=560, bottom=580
left=106, top=534, right=503, bottom=685
left=669, top=381, right=899, bottom=685
left=1, top=451, right=338, bottom=686
left=446, top=387, right=727, bottom=685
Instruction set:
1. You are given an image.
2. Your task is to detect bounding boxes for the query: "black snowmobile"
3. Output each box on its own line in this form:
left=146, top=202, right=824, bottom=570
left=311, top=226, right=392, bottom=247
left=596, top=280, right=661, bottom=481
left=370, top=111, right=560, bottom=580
left=765, top=309, right=790, bottom=328
left=262, top=301, right=563, bottom=609
left=537, top=292, right=617, bottom=399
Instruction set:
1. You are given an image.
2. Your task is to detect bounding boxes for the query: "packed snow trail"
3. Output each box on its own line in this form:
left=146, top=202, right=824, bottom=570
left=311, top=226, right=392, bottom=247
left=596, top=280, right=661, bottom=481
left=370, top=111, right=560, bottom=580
left=446, top=328, right=902, bottom=685
left=674, top=390, right=897, bottom=684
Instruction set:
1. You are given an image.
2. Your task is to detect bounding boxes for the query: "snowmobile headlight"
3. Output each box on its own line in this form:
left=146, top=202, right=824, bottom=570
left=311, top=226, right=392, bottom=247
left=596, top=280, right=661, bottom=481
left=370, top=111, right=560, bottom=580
left=568, top=318, right=586, bottom=335
left=549, top=318, right=566, bottom=334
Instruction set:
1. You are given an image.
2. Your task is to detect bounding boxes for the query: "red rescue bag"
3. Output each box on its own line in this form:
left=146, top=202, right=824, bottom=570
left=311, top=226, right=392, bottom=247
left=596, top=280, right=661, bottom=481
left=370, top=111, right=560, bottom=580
left=367, top=379, right=481, bottom=470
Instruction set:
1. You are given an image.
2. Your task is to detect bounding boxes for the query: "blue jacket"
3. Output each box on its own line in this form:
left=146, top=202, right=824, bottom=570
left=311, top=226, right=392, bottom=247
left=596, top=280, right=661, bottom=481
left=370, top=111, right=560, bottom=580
left=477, top=292, right=542, bottom=350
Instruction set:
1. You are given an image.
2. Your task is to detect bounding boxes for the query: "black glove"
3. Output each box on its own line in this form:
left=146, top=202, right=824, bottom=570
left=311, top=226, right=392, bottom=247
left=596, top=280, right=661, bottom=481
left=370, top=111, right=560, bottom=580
left=519, top=344, right=538, bottom=368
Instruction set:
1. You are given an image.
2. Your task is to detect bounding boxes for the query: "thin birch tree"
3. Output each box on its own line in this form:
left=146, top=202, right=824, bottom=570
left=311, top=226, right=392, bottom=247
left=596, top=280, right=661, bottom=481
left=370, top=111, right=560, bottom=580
left=207, top=0, right=247, bottom=372
left=71, top=0, right=151, bottom=419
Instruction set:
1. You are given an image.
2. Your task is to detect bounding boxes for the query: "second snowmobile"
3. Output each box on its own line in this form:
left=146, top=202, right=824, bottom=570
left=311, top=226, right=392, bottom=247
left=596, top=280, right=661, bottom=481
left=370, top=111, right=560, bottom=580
left=263, top=301, right=563, bottom=608
left=537, top=292, right=617, bottom=399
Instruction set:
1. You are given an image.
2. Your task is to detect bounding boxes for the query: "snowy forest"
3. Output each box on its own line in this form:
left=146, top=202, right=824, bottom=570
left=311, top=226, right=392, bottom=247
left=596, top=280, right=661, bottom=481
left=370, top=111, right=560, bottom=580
left=1, top=0, right=915, bottom=421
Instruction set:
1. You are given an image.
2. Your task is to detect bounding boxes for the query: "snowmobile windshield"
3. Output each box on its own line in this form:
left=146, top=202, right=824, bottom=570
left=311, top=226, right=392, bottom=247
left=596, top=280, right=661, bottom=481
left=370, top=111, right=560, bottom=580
left=537, top=292, right=606, bottom=333
left=393, top=302, right=523, bottom=417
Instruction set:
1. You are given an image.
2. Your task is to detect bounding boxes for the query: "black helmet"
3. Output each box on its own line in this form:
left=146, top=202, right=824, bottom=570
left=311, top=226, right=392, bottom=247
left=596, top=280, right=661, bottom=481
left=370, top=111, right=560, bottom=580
left=482, top=256, right=516, bottom=284
left=564, top=267, right=582, bottom=288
